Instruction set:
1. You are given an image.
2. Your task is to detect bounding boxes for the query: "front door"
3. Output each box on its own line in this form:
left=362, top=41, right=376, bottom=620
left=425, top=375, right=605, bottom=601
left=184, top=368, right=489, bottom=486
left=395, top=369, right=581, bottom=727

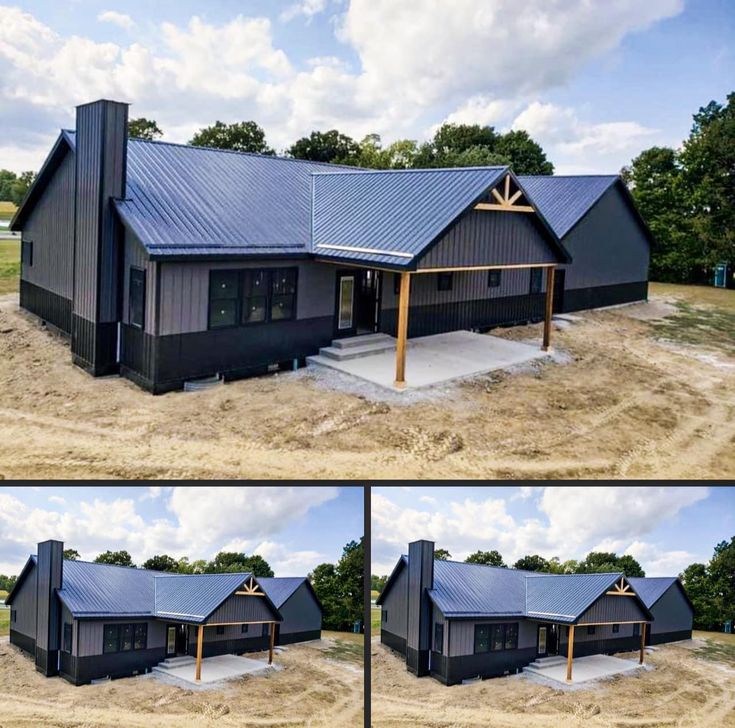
left=553, top=269, right=565, bottom=313
left=334, top=270, right=381, bottom=337
left=166, top=624, right=188, bottom=657
left=537, top=625, right=548, bottom=656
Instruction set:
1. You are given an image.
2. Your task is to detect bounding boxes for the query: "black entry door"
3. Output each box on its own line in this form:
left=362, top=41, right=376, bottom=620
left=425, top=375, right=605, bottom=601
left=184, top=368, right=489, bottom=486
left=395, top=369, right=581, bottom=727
left=537, top=624, right=548, bottom=656
left=334, top=270, right=381, bottom=337
left=547, top=625, right=558, bottom=655
left=553, top=269, right=566, bottom=313
left=166, top=624, right=188, bottom=656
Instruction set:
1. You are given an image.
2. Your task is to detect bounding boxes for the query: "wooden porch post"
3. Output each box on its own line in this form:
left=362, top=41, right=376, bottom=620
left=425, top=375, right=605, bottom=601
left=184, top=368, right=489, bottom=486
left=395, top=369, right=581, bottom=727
left=639, top=623, right=646, bottom=664
left=566, top=625, right=575, bottom=682
left=542, top=266, right=555, bottom=351
left=268, top=622, right=275, bottom=665
left=195, top=624, right=204, bottom=681
left=394, top=272, right=411, bottom=388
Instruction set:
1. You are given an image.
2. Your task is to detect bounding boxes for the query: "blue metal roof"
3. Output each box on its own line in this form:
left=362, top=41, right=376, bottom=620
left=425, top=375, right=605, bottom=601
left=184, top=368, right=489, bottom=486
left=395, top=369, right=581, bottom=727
left=525, top=573, right=621, bottom=623
left=627, top=577, right=678, bottom=608
left=311, top=167, right=510, bottom=267
left=517, top=175, right=619, bottom=239
left=258, top=577, right=307, bottom=608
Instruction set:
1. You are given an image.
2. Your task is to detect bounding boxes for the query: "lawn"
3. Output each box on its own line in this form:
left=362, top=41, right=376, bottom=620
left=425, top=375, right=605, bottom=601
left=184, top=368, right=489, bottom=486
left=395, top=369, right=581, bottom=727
left=693, top=629, right=735, bottom=666
left=0, top=201, right=16, bottom=219
left=0, top=239, right=20, bottom=295
left=0, top=608, right=8, bottom=637
left=371, top=606, right=381, bottom=637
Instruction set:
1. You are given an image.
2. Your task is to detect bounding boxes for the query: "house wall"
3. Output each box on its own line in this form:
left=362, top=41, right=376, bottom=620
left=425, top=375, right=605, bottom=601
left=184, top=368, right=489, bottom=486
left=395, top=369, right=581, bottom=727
left=19, top=150, right=75, bottom=333
left=8, top=562, right=37, bottom=655
left=578, top=593, right=648, bottom=624
left=558, top=184, right=650, bottom=310
left=206, top=591, right=277, bottom=624
left=558, top=622, right=640, bottom=658
left=380, top=563, right=408, bottom=655
left=446, top=618, right=537, bottom=657
left=649, top=584, right=693, bottom=642
left=278, top=582, right=322, bottom=641
left=187, top=621, right=273, bottom=658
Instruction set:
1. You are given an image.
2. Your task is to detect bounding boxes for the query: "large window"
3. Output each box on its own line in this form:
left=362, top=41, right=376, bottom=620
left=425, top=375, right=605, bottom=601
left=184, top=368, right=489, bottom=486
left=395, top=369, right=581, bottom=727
left=612, top=624, right=620, bottom=634
left=21, top=240, right=33, bottom=267
left=488, top=269, right=502, bottom=288
left=241, top=624, right=249, bottom=634
left=474, top=623, right=519, bottom=654
left=129, top=268, right=146, bottom=329
left=209, top=268, right=298, bottom=330
left=63, top=623, right=72, bottom=653
left=530, top=268, right=543, bottom=294
left=437, top=272, right=453, bottom=292
left=103, top=623, right=148, bottom=653
left=434, top=623, right=444, bottom=653
left=262, top=623, right=270, bottom=637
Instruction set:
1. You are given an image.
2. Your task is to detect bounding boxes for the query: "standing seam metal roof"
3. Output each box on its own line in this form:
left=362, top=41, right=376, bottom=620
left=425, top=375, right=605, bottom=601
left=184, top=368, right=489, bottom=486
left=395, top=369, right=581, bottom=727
left=258, top=577, right=309, bottom=608
left=627, top=577, right=679, bottom=608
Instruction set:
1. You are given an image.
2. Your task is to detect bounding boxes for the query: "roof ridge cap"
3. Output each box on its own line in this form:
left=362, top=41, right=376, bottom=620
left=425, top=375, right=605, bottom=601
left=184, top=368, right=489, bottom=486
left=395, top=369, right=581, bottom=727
left=312, top=165, right=508, bottom=177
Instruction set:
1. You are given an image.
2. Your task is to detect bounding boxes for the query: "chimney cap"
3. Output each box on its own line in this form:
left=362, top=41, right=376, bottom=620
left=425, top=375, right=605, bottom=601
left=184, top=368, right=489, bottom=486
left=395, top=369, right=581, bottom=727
left=75, top=99, right=131, bottom=109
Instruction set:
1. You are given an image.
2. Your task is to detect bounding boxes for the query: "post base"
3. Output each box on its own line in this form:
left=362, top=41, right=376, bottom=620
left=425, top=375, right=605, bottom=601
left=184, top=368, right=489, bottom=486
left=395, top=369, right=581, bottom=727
left=393, top=380, right=406, bottom=389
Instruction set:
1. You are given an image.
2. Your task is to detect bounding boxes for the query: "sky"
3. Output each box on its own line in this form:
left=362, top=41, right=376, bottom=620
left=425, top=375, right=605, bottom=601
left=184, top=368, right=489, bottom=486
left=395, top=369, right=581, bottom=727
left=1, top=1, right=733, bottom=175
left=371, top=485, right=735, bottom=577
left=0, top=485, right=363, bottom=576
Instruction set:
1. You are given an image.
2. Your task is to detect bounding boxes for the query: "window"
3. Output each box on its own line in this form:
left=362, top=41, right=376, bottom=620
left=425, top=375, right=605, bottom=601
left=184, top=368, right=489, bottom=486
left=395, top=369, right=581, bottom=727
left=63, top=623, right=72, bottom=653
left=103, top=624, right=120, bottom=654
left=491, top=624, right=505, bottom=651
left=394, top=274, right=401, bottom=295
left=382, top=610, right=387, bottom=623
left=21, top=240, right=33, bottom=267
left=209, top=270, right=240, bottom=329
left=474, top=625, right=490, bottom=654
left=587, top=626, right=596, bottom=636
left=103, top=623, right=148, bottom=653
left=134, top=624, right=147, bottom=650
left=208, top=268, right=298, bottom=330
left=241, top=624, right=249, bottom=634
left=488, top=270, right=502, bottom=288
left=11, top=609, right=15, bottom=623
left=262, top=623, right=270, bottom=637
left=216, top=626, right=225, bottom=635
left=437, top=272, right=453, bottom=291
left=504, top=623, right=519, bottom=650
left=612, top=624, right=620, bottom=634
left=434, top=623, right=444, bottom=653
left=530, top=268, right=543, bottom=294
left=633, top=623, right=640, bottom=637
left=129, top=268, right=146, bottom=329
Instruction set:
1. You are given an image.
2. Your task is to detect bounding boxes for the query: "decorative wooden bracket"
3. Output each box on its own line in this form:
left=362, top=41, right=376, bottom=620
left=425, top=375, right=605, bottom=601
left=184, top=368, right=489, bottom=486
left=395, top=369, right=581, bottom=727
left=606, top=577, right=634, bottom=596
left=235, top=576, right=265, bottom=596
left=474, top=174, right=534, bottom=213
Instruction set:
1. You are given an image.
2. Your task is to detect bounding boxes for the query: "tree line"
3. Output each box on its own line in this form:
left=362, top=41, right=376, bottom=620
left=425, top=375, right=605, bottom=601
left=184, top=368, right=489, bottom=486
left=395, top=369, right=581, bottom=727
left=371, top=536, right=734, bottom=632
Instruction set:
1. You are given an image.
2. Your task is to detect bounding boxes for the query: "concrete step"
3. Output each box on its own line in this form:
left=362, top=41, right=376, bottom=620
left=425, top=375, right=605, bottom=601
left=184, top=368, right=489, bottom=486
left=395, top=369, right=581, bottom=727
left=526, top=655, right=567, bottom=670
left=319, top=341, right=396, bottom=361
left=332, top=333, right=394, bottom=350
left=154, top=656, right=196, bottom=671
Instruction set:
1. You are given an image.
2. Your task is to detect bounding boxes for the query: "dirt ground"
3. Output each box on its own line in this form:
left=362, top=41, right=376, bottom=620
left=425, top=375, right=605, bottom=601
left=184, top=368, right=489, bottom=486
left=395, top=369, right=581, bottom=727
left=0, top=632, right=363, bottom=728
left=0, top=283, right=733, bottom=479
left=371, top=636, right=735, bottom=728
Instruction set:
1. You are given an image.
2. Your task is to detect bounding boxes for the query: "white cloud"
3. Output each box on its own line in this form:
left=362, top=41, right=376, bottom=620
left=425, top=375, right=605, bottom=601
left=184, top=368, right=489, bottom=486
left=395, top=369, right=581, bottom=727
left=419, top=495, right=437, bottom=505
left=139, top=486, right=162, bottom=501
left=624, top=541, right=699, bottom=577
left=253, top=540, right=326, bottom=576
left=280, top=0, right=329, bottom=23
left=48, top=495, right=66, bottom=505
left=97, top=11, right=135, bottom=31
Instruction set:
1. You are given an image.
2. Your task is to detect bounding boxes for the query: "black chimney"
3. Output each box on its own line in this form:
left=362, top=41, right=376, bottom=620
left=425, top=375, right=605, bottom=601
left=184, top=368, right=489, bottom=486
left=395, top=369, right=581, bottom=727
left=406, top=539, right=434, bottom=676
left=35, top=539, right=63, bottom=676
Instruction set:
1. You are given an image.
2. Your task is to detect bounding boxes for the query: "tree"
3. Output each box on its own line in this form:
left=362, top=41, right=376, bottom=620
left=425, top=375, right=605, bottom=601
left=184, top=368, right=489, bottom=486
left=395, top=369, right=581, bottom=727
left=0, top=169, right=35, bottom=206
left=513, top=554, right=549, bottom=572
left=309, top=562, right=343, bottom=629
left=206, top=551, right=274, bottom=576
left=240, top=554, right=275, bottom=578
left=371, top=574, right=387, bottom=592
left=63, top=548, right=80, bottom=561
left=708, top=537, right=735, bottom=629
left=0, top=574, right=17, bottom=592
left=495, top=129, right=554, bottom=175
left=434, top=548, right=452, bottom=561
left=190, top=120, right=274, bottom=154
left=176, top=557, right=207, bottom=574
left=94, top=550, right=134, bottom=567
left=142, top=554, right=179, bottom=572
left=128, top=117, right=163, bottom=140
left=288, top=129, right=359, bottom=164
left=465, top=549, right=505, bottom=567
left=577, top=551, right=645, bottom=577
left=681, top=562, right=718, bottom=630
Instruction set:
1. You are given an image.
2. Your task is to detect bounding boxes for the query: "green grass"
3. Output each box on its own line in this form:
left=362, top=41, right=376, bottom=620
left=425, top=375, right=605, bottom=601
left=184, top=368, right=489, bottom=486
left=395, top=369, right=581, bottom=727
left=371, top=606, right=381, bottom=637
left=322, top=631, right=363, bottom=664
left=0, top=240, right=20, bottom=295
left=0, top=608, right=8, bottom=637
left=0, top=201, right=16, bottom=220
left=693, top=630, right=735, bottom=666
left=650, top=299, right=735, bottom=356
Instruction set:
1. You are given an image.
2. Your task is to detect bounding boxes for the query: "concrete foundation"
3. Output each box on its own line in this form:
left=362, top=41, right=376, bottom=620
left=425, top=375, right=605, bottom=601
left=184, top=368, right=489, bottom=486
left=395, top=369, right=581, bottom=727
left=152, top=654, right=273, bottom=685
left=307, top=330, right=549, bottom=390
left=524, top=654, right=644, bottom=685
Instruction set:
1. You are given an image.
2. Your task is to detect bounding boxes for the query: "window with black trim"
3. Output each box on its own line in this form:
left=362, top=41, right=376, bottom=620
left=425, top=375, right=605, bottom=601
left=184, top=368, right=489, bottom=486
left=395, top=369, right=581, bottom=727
left=134, top=623, right=147, bottom=649
left=474, top=624, right=490, bottom=654
left=129, top=268, right=145, bottom=329
left=21, top=240, right=33, bottom=267
left=241, top=624, right=249, bottom=634
left=437, top=272, right=453, bottom=291
left=474, top=622, right=519, bottom=654
left=270, top=267, right=297, bottom=321
left=633, top=623, right=640, bottom=636
left=209, top=270, right=240, bottom=329
left=103, top=623, right=148, bottom=653
left=612, top=624, right=620, bottom=634
left=262, top=623, right=270, bottom=637
left=434, top=622, right=444, bottom=653
left=103, top=624, right=119, bottom=653
left=11, top=609, right=16, bottom=623
left=216, top=626, right=225, bottom=635
left=121, top=623, right=134, bottom=651
left=504, top=623, right=518, bottom=650
left=587, top=626, right=596, bottom=635
left=63, top=623, right=72, bottom=653
left=488, top=269, right=502, bottom=288
left=382, top=610, right=387, bottom=623
left=394, top=273, right=401, bottom=295
left=530, top=268, right=543, bottom=294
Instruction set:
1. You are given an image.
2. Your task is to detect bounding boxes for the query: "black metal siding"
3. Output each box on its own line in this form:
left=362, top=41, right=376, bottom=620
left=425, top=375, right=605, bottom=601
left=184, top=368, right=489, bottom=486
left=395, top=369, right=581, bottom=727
left=649, top=584, right=693, bottom=635
left=206, top=592, right=277, bottom=624
left=406, top=541, right=433, bottom=675
left=278, top=583, right=322, bottom=635
left=35, top=540, right=63, bottom=676
left=380, top=562, right=408, bottom=640
left=578, top=594, right=648, bottom=624
left=8, top=560, right=37, bottom=640
left=76, top=619, right=166, bottom=657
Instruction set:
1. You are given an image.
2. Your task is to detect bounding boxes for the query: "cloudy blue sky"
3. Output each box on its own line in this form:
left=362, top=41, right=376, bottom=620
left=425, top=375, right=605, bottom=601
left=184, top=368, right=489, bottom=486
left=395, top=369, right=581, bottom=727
left=1, top=1, right=733, bottom=174
left=0, top=485, right=363, bottom=576
left=372, top=486, right=734, bottom=576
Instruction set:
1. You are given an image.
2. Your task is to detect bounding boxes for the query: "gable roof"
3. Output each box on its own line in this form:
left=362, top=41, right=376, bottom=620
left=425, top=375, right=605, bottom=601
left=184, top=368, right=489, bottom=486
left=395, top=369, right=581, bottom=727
left=628, top=577, right=694, bottom=612
left=5, top=554, right=281, bottom=623
left=378, top=555, right=654, bottom=623
left=258, top=576, right=323, bottom=612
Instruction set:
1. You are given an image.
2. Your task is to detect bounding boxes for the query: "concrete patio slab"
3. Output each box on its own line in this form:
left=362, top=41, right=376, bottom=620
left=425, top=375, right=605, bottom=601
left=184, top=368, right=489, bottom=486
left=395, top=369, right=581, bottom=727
left=525, top=654, right=644, bottom=685
left=153, top=654, right=273, bottom=685
left=307, top=330, right=549, bottom=390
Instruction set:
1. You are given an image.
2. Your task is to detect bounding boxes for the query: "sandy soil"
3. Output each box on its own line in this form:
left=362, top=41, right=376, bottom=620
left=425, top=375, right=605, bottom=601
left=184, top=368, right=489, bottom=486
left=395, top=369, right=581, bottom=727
left=0, top=283, right=733, bottom=479
left=371, top=637, right=735, bottom=728
left=0, top=632, right=363, bottom=728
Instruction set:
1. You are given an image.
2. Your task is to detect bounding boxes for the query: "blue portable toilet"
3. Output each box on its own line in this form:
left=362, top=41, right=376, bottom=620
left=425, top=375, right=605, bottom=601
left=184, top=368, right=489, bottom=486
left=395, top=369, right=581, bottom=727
left=725, top=620, right=732, bottom=634
left=714, top=263, right=729, bottom=288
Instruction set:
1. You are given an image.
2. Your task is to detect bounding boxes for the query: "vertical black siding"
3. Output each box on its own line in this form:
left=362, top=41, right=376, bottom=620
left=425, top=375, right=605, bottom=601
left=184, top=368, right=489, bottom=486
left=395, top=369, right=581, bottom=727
left=649, top=584, right=694, bottom=635
left=406, top=541, right=434, bottom=676
left=35, top=540, right=63, bottom=676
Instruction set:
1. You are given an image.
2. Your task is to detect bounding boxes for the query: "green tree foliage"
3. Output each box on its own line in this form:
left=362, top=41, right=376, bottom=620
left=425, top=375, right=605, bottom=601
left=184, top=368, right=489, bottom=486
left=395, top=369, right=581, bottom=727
left=205, top=551, right=274, bottom=577
left=371, top=574, right=387, bottom=592
left=142, top=554, right=179, bottom=572
left=681, top=562, right=718, bottom=630
left=94, top=550, right=135, bottom=567
left=495, top=130, right=554, bottom=176
left=465, top=549, right=505, bottom=567
left=708, top=537, right=735, bottom=628
left=63, top=548, right=80, bottom=561
left=513, top=554, right=549, bottom=572
left=175, top=557, right=208, bottom=574
left=577, top=551, right=645, bottom=577
left=0, top=169, right=35, bottom=206
left=190, top=120, right=274, bottom=154
left=128, top=117, right=163, bottom=140
left=288, top=129, right=360, bottom=164
left=0, top=574, right=17, bottom=592
left=434, top=548, right=452, bottom=561
left=624, top=92, right=735, bottom=282
left=309, top=538, right=364, bottom=631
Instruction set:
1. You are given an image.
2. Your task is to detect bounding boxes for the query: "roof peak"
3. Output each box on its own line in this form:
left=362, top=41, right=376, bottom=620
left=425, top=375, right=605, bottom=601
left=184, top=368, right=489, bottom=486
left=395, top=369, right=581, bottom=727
left=313, top=165, right=508, bottom=177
